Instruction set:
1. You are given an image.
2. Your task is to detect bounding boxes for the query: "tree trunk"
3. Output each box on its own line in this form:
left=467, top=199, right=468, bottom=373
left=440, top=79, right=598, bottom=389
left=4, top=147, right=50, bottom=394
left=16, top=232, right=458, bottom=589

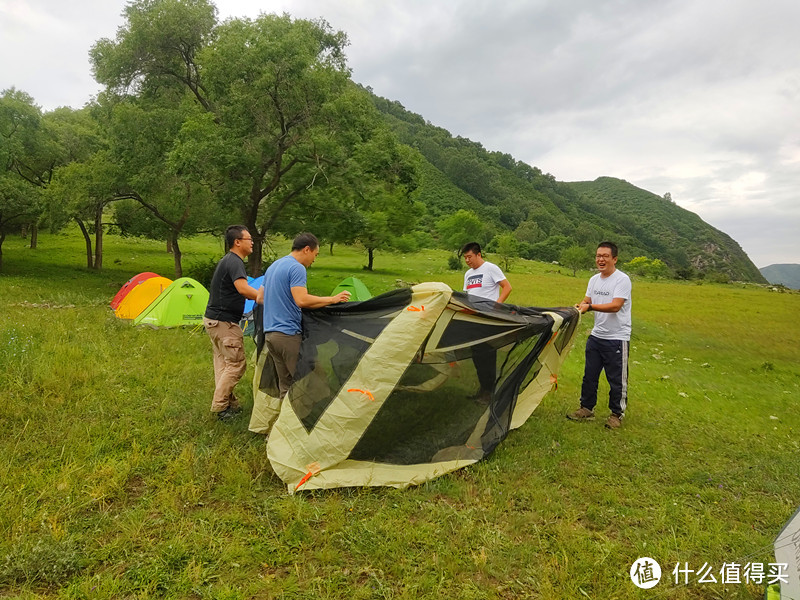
left=166, top=238, right=173, bottom=253
left=171, top=232, right=183, bottom=278
left=29, top=223, right=38, bottom=249
left=366, top=247, right=374, bottom=271
left=93, top=204, right=103, bottom=270
left=0, top=229, right=5, bottom=269
left=20, top=224, right=27, bottom=239
left=329, top=242, right=334, bottom=255
left=249, top=231, right=263, bottom=276
left=76, top=218, right=94, bottom=268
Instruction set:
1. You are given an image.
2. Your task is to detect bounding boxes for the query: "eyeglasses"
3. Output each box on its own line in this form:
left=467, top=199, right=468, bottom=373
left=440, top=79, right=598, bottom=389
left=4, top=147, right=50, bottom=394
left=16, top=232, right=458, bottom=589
left=239, top=237, right=253, bottom=242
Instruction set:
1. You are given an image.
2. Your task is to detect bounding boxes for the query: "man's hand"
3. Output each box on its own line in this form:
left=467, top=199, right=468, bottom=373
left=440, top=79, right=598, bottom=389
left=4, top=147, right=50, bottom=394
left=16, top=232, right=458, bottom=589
left=332, top=290, right=351, bottom=303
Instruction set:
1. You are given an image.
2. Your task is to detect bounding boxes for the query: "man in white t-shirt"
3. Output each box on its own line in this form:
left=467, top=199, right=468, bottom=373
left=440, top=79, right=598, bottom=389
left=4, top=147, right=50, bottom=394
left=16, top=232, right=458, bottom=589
left=461, top=242, right=512, bottom=403
left=462, top=242, right=512, bottom=302
left=566, top=241, right=632, bottom=430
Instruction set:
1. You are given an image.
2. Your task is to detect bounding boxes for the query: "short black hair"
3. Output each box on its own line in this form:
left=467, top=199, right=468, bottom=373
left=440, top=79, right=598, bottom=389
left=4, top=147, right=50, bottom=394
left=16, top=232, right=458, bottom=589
left=461, top=242, right=482, bottom=256
left=597, top=241, right=618, bottom=258
left=225, top=225, right=249, bottom=249
left=292, top=232, right=319, bottom=252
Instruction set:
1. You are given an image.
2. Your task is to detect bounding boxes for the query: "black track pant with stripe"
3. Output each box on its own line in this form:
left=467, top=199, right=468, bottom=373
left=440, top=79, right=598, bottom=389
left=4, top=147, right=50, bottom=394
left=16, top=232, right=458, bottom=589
left=579, top=335, right=629, bottom=416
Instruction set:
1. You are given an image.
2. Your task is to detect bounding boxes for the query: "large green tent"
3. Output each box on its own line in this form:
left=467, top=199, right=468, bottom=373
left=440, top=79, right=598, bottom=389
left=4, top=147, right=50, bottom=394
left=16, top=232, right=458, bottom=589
left=133, top=277, right=209, bottom=328
left=249, top=282, right=580, bottom=492
left=331, top=276, right=372, bottom=301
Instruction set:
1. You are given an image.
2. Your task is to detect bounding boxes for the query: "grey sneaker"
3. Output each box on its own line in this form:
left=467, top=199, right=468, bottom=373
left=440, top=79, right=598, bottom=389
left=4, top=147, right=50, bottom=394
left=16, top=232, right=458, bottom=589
left=605, top=413, right=622, bottom=429
left=566, top=407, right=595, bottom=421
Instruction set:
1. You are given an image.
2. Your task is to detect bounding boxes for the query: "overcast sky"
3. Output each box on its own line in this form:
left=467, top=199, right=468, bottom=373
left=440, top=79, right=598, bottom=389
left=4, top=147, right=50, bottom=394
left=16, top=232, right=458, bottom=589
left=2, top=0, right=798, bottom=267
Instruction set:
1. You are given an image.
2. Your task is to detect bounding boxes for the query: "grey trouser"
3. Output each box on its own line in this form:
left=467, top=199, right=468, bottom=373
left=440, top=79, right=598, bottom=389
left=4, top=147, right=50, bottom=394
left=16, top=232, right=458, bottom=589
left=265, top=331, right=302, bottom=399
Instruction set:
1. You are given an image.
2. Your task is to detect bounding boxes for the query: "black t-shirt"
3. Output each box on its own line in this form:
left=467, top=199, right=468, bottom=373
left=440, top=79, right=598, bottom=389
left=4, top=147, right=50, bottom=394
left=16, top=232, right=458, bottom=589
left=204, top=252, right=248, bottom=322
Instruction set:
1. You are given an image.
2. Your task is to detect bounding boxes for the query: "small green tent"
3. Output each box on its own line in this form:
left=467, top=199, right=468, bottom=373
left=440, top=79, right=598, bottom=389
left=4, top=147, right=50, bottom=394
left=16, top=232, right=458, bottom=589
left=332, top=276, right=372, bottom=301
left=133, top=277, right=209, bottom=327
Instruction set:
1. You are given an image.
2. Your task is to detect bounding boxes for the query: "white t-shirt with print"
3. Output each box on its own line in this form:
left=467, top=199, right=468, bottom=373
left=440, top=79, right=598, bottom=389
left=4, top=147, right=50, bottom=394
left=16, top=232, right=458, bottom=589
left=463, top=261, right=507, bottom=301
left=585, top=269, right=632, bottom=341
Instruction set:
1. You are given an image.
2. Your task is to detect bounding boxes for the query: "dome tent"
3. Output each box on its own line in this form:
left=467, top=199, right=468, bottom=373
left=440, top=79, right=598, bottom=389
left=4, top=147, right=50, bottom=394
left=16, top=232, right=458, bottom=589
left=133, top=277, right=209, bottom=328
left=110, top=272, right=159, bottom=309
left=249, top=282, right=580, bottom=493
left=331, top=276, right=372, bottom=301
left=114, top=276, right=173, bottom=320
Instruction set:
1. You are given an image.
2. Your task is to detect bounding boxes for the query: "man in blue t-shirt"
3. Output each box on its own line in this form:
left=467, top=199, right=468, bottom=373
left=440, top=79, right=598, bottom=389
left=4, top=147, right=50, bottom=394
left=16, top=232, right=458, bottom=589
left=566, top=241, right=632, bottom=430
left=258, top=232, right=350, bottom=398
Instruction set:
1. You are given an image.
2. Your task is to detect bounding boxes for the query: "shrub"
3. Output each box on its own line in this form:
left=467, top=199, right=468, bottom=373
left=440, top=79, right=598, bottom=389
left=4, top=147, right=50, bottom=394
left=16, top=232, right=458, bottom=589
left=185, top=257, right=221, bottom=288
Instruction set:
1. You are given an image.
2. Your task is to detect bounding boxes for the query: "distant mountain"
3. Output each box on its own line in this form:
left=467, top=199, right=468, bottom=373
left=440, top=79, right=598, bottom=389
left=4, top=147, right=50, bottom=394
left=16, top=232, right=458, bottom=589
left=760, top=264, right=800, bottom=289
left=370, top=91, right=766, bottom=283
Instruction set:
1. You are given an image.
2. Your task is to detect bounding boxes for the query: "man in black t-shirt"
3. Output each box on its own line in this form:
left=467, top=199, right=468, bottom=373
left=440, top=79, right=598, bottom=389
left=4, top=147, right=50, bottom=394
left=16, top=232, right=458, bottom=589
left=203, top=225, right=259, bottom=420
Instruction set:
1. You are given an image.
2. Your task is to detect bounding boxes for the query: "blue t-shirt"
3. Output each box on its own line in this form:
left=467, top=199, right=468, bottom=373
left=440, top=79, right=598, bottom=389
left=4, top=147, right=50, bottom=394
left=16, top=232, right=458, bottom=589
left=262, top=255, right=307, bottom=335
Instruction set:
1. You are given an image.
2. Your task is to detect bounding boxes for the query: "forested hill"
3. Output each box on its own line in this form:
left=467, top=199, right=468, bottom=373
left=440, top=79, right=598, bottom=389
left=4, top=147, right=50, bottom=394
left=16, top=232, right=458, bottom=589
left=370, top=92, right=766, bottom=283
left=567, top=178, right=766, bottom=283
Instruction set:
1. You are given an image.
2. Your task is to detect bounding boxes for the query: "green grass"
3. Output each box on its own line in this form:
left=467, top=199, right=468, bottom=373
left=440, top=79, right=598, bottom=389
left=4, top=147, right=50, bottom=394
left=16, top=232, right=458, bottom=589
left=1, top=230, right=799, bottom=599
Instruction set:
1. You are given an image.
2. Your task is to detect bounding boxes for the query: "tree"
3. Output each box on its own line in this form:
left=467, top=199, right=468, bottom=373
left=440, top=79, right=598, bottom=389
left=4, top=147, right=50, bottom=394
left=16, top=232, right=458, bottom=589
left=44, top=107, right=111, bottom=269
left=624, top=256, right=651, bottom=277
left=559, top=245, right=592, bottom=277
left=0, top=89, right=51, bottom=265
left=91, top=3, right=392, bottom=274
left=492, top=232, right=519, bottom=273
left=270, top=128, right=419, bottom=269
left=104, top=98, right=227, bottom=276
left=437, top=209, right=484, bottom=254
left=527, top=234, right=571, bottom=263
left=514, top=220, right=543, bottom=244
left=647, top=258, right=669, bottom=279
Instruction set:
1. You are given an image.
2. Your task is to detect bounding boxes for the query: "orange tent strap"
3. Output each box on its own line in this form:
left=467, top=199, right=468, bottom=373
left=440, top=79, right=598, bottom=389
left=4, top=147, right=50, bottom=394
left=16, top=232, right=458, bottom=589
left=347, top=388, right=375, bottom=401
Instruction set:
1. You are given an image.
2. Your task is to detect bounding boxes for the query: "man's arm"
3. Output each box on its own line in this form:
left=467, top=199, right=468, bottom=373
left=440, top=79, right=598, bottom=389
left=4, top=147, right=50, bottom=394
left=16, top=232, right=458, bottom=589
left=577, top=297, right=625, bottom=314
left=291, top=286, right=350, bottom=309
left=234, top=278, right=259, bottom=301
left=497, top=278, right=512, bottom=303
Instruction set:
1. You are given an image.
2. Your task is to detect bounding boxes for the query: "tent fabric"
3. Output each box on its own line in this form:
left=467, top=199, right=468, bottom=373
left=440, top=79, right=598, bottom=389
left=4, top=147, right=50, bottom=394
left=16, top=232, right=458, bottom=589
left=249, top=281, right=580, bottom=493
left=133, top=277, right=209, bottom=327
left=114, top=276, right=173, bottom=320
left=332, top=276, right=372, bottom=301
left=241, top=275, right=265, bottom=336
left=243, top=275, right=265, bottom=317
left=110, top=272, right=159, bottom=309
left=773, top=504, right=800, bottom=600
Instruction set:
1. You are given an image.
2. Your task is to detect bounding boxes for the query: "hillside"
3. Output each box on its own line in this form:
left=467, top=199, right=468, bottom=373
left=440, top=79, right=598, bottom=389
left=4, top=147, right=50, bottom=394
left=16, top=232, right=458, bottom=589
left=760, top=263, right=800, bottom=289
left=370, top=91, right=766, bottom=283
left=568, top=178, right=766, bottom=282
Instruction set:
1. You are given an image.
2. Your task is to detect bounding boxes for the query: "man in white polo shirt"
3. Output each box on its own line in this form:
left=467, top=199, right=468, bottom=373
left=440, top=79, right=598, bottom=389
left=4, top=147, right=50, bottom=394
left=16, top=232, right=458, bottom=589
left=461, top=242, right=512, bottom=403
left=567, top=241, right=632, bottom=429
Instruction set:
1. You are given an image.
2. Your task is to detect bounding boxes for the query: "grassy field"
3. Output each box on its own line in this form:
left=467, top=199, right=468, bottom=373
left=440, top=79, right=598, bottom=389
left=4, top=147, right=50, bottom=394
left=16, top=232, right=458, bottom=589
left=1, top=230, right=798, bottom=599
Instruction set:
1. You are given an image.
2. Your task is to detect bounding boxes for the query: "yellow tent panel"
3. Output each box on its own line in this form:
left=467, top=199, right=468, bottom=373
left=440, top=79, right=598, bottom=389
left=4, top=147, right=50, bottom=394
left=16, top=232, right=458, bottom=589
left=114, top=276, right=173, bottom=320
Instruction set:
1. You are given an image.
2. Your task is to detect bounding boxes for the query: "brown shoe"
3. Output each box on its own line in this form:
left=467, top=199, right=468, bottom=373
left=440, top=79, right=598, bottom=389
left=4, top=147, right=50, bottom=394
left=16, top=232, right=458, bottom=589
left=566, top=407, right=595, bottom=421
left=605, top=413, right=622, bottom=429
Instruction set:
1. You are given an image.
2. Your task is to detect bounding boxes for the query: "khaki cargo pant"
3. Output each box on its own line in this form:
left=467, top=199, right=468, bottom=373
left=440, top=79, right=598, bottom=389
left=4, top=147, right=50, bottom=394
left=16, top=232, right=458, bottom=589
left=204, top=317, right=246, bottom=413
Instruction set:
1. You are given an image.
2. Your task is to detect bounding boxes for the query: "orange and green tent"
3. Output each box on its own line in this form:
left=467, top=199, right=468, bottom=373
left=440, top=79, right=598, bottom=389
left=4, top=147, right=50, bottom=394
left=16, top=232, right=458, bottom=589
left=133, top=277, right=209, bottom=328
